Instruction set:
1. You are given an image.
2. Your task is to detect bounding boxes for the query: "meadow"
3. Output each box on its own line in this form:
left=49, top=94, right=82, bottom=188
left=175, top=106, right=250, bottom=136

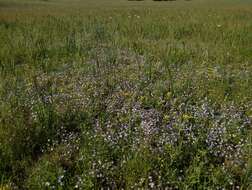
left=0, top=0, right=252, bottom=189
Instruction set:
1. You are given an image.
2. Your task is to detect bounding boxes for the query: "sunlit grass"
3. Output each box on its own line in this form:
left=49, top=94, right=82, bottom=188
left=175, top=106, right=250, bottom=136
left=0, top=0, right=252, bottom=189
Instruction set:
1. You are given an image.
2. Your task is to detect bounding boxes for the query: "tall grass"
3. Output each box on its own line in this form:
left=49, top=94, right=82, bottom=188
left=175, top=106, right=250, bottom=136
left=0, top=0, right=252, bottom=189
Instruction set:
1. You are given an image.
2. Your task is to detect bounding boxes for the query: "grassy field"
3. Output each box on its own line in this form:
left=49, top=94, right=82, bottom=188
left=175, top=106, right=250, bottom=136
left=0, top=0, right=252, bottom=189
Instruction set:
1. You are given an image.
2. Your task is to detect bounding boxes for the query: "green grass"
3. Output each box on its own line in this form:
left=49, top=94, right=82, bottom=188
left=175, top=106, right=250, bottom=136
left=0, top=0, right=252, bottom=189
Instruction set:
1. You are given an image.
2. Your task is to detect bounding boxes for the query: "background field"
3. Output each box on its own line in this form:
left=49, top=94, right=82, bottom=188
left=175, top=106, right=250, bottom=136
left=0, top=0, right=252, bottom=189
